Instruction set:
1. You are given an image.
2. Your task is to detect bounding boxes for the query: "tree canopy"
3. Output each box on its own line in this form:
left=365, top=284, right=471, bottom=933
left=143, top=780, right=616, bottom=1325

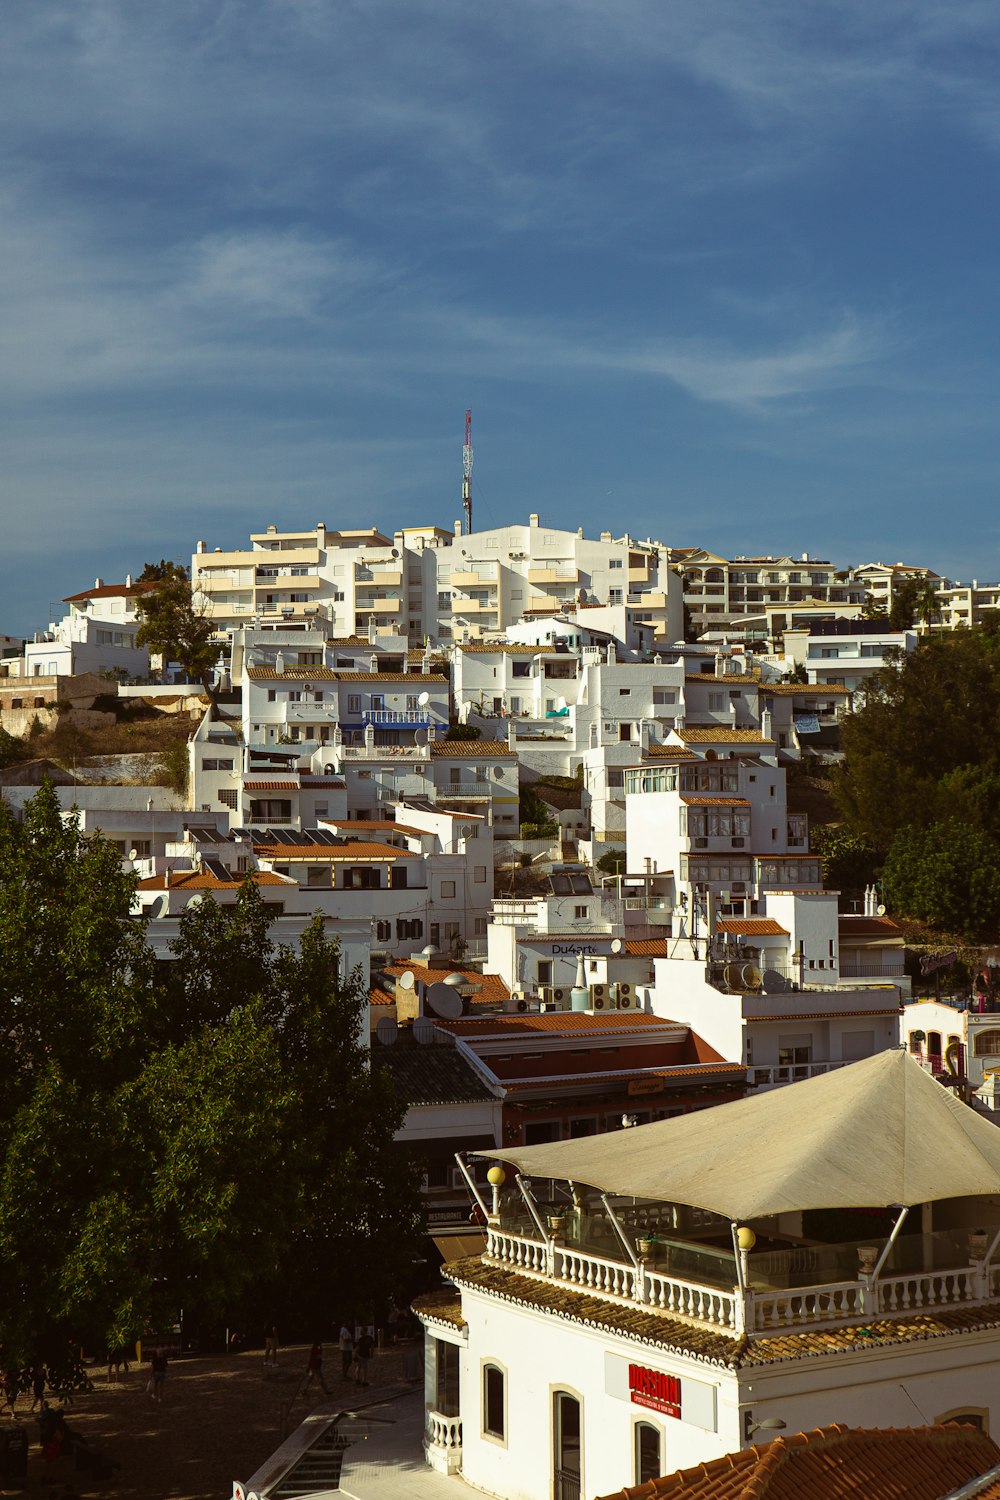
left=134, top=561, right=220, bottom=699
left=0, top=782, right=421, bottom=1368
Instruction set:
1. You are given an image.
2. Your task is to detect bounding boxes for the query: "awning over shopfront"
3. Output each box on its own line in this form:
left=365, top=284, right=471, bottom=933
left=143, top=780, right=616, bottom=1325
left=432, top=1233, right=487, bottom=1262
left=477, top=1049, right=1000, bottom=1221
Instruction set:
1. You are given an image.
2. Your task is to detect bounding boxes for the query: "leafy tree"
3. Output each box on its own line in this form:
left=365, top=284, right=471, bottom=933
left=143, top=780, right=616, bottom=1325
left=887, top=575, right=939, bottom=631
left=0, top=782, right=421, bottom=1364
left=134, top=561, right=220, bottom=701
left=882, top=821, right=1000, bottom=941
left=596, top=850, right=626, bottom=876
left=809, top=825, right=881, bottom=894
left=834, top=629, right=1000, bottom=848
left=445, top=723, right=481, bottom=741
left=0, top=727, right=27, bottom=767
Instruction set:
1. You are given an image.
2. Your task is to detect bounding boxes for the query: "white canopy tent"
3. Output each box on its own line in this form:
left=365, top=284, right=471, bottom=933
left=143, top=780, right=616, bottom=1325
left=478, top=1049, right=1000, bottom=1221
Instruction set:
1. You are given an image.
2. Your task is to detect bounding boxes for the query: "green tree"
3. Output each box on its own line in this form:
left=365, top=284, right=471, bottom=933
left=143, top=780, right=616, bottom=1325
left=135, top=561, right=220, bottom=702
left=834, top=629, right=1000, bottom=848
left=0, top=784, right=421, bottom=1364
left=809, top=825, right=881, bottom=893
left=887, top=575, right=938, bottom=631
left=0, top=727, right=27, bottom=767
left=882, top=821, right=1000, bottom=941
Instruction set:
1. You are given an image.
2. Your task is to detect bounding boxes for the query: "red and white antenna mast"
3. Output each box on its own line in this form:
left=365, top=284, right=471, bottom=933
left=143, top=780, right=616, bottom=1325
left=462, top=408, right=473, bottom=535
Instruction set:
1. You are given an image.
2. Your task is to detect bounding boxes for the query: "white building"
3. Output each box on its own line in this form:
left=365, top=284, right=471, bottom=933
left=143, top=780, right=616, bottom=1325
left=417, top=1050, right=1000, bottom=1490
left=18, top=578, right=152, bottom=681
left=782, top=620, right=917, bottom=694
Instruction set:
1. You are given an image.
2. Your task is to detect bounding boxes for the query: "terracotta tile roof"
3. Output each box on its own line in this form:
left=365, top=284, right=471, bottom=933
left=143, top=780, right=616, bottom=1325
left=429, top=740, right=516, bottom=758
left=678, top=728, right=774, bottom=744
left=684, top=673, right=758, bottom=684
left=745, top=1008, right=902, bottom=1022
left=456, top=644, right=562, bottom=654
left=643, top=746, right=698, bottom=760
left=761, top=683, right=852, bottom=695
left=326, top=819, right=425, bottom=835
left=411, top=1289, right=467, bottom=1330
left=243, top=780, right=300, bottom=791
left=597, top=1423, right=1000, bottom=1500
left=432, top=1013, right=671, bottom=1037
left=624, top=940, right=668, bottom=956
left=680, top=796, right=750, bottom=807
left=839, top=916, right=905, bottom=938
left=444, top=1258, right=1000, bottom=1374
left=717, top=918, right=789, bottom=937
left=382, top=966, right=511, bottom=1005
left=299, top=776, right=345, bottom=787
left=246, top=665, right=340, bottom=680
left=376, top=1044, right=497, bottom=1106
left=136, top=869, right=289, bottom=890
left=331, top=671, right=449, bottom=683
left=63, top=580, right=158, bottom=603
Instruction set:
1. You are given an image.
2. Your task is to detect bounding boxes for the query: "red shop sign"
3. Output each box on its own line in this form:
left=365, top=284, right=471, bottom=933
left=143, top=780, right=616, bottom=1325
left=628, top=1363, right=681, bottom=1418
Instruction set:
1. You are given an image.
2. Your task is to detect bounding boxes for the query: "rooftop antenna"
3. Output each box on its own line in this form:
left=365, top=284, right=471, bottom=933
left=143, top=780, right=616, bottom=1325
left=462, top=407, right=473, bottom=535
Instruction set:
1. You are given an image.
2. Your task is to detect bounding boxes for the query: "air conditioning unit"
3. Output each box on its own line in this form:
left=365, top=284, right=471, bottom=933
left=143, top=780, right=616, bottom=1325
left=731, top=837, right=745, bottom=848
left=551, top=986, right=568, bottom=1009
left=590, top=983, right=608, bottom=1010
left=612, top=982, right=635, bottom=1010
left=694, top=837, right=708, bottom=848
left=504, top=994, right=532, bottom=1014
left=732, top=881, right=746, bottom=893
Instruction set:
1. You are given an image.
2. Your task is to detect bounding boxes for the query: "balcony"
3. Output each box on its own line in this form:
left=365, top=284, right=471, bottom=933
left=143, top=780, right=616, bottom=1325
left=484, top=1214, right=1000, bottom=1339
left=450, top=569, right=496, bottom=588
left=356, top=568, right=403, bottom=587
left=362, top=709, right=433, bottom=727
left=425, top=1411, right=462, bottom=1475
left=438, top=782, right=492, bottom=798
left=839, top=959, right=906, bottom=979
left=528, top=566, right=579, bottom=585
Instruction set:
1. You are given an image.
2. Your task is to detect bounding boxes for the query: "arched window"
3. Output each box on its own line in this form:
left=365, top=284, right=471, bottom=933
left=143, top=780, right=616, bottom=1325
left=975, top=1031, right=1000, bottom=1058
left=483, top=1362, right=506, bottom=1443
left=634, top=1422, right=662, bottom=1485
left=553, top=1391, right=582, bottom=1500
left=927, top=1032, right=942, bottom=1055
left=936, top=1408, right=988, bottom=1433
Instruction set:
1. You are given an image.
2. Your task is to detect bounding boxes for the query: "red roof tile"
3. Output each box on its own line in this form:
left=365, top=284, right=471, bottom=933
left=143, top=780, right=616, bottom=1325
left=717, top=919, right=789, bottom=937
left=243, top=779, right=299, bottom=791
left=63, top=580, right=158, bottom=603
left=595, top=1422, right=1000, bottom=1500
left=429, top=740, right=517, bottom=758
left=624, top=940, right=668, bottom=957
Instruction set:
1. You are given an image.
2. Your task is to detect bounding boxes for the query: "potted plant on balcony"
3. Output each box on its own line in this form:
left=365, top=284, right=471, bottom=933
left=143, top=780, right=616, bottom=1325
left=547, top=1213, right=567, bottom=1237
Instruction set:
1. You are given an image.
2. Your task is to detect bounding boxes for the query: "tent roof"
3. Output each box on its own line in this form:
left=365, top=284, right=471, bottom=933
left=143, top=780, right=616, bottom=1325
left=478, top=1050, right=1000, bottom=1220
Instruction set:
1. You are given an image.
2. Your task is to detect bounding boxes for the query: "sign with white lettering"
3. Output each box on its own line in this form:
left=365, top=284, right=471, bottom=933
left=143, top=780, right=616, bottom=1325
left=628, top=1363, right=681, bottom=1417
left=604, top=1352, right=717, bottom=1431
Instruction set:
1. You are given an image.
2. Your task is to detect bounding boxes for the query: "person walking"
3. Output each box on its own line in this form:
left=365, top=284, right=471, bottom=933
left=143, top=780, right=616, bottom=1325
left=299, top=1343, right=329, bottom=1397
left=149, top=1346, right=168, bottom=1403
left=29, top=1362, right=46, bottom=1412
left=353, top=1329, right=374, bottom=1388
left=264, top=1324, right=279, bottom=1370
left=338, top=1324, right=354, bottom=1381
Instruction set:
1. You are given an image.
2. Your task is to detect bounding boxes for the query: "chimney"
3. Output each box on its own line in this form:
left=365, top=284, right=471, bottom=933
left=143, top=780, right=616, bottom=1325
left=370, top=654, right=379, bottom=673
left=196, top=540, right=206, bottom=554
left=368, top=618, right=377, bottom=644
left=125, top=573, right=132, bottom=588
left=529, top=513, right=539, bottom=528
left=507, top=719, right=516, bottom=750
left=454, top=520, right=463, bottom=537
left=95, top=577, right=103, bottom=589
left=275, top=653, right=285, bottom=675
left=762, top=707, right=773, bottom=741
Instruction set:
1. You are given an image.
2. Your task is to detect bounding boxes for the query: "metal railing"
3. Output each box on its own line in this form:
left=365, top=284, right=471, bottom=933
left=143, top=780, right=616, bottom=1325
left=363, top=709, right=434, bottom=726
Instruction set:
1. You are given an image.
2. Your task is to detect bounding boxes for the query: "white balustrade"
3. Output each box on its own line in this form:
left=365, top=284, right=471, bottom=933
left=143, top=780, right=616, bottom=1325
left=556, top=1247, right=635, bottom=1299
left=644, top=1270, right=739, bottom=1330
left=426, top=1411, right=462, bottom=1451
left=486, top=1228, right=549, bottom=1274
left=751, top=1281, right=866, bottom=1331
left=877, top=1267, right=978, bottom=1313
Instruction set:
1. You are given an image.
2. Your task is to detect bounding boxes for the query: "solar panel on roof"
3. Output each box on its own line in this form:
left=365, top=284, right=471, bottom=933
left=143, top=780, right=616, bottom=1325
left=548, top=873, right=571, bottom=894
left=202, top=855, right=232, bottom=880
left=571, top=873, right=593, bottom=894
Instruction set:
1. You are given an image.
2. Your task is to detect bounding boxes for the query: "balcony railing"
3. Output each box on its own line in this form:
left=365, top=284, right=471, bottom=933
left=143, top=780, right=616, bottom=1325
left=838, top=959, right=906, bottom=978
left=439, top=782, right=492, bottom=798
left=484, top=1223, right=1000, bottom=1338
left=362, top=709, right=433, bottom=726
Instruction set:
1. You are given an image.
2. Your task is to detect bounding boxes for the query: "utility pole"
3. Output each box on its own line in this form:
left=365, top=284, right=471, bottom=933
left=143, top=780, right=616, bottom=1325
left=462, top=408, right=473, bottom=535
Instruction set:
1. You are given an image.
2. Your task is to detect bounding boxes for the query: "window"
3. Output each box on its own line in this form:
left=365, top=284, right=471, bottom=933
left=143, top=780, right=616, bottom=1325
left=537, top=960, right=552, bottom=985
left=483, top=1364, right=505, bottom=1440
left=440, top=880, right=456, bottom=898
left=935, top=1408, right=988, bottom=1433
left=347, top=694, right=361, bottom=713
left=574, top=905, right=588, bottom=919
left=635, top=1423, right=662, bottom=1486
left=609, top=558, right=623, bottom=569
left=553, top=1392, right=582, bottom=1500
left=609, top=589, right=623, bottom=605
left=974, top=1030, right=1000, bottom=1057
left=218, top=789, right=238, bottom=810
left=436, top=1341, right=460, bottom=1417
left=474, top=866, right=487, bottom=883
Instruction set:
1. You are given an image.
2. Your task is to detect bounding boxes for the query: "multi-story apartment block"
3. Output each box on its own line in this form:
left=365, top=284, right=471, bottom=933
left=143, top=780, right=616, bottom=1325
left=783, top=618, right=917, bottom=692
left=847, top=561, right=940, bottom=615
left=665, top=550, right=857, bottom=638
left=12, top=578, right=153, bottom=681
left=935, top=578, right=1000, bottom=631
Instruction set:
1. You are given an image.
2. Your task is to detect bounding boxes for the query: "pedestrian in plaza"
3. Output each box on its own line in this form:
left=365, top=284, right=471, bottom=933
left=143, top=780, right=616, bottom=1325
left=29, top=1361, right=46, bottom=1412
left=299, top=1342, right=329, bottom=1397
left=263, top=1324, right=279, bottom=1369
left=149, top=1345, right=168, bottom=1403
left=353, top=1329, right=374, bottom=1388
left=338, top=1323, right=355, bottom=1380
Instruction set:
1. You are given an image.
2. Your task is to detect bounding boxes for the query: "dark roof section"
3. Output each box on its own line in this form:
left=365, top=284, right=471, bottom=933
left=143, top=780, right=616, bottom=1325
left=375, top=1041, right=497, bottom=1106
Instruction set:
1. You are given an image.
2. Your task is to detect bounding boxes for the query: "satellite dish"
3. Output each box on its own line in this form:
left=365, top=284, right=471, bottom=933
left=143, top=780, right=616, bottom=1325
left=741, top=963, right=763, bottom=990
left=147, top=896, right=167, bottom=920
left=761, top=969, right=789, bottom=994
left=414, top=728, right=428, bottom=746
left=128, top=847, right=139, bottom=861
left=413, top=1016, right=435, bottom=1045
left=391, top=548, right=399, bottom=558
left=722, top=963, right=740, bottom=991
left=187, top=893, right=205, bottom=908
left=417, top=691, right=430, bottom=707
left=426, top=982, right=463, bottom=1020
left=876, top=904, right=887, bottom=917
left=610, top=938, right=623, bottom=954
left=397, top=970, right=416, bottom=991
left=375, top=1017, right=398, bottom=1046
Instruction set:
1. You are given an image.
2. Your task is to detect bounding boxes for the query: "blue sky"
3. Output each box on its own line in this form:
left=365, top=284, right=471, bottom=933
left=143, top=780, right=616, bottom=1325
left=3, top=1, right=1000, bottom=633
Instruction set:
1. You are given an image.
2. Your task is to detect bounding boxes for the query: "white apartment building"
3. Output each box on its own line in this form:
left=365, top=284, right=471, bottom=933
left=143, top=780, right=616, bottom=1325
left=783, top=620, right=917, bottom=693
left=665, top=550, right=857, bottom=637
left=17, top=579, right=152, bottom=681
left=936, top=579, right=1000, bottom=631
left=847, top=561, right=939, bottom=616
